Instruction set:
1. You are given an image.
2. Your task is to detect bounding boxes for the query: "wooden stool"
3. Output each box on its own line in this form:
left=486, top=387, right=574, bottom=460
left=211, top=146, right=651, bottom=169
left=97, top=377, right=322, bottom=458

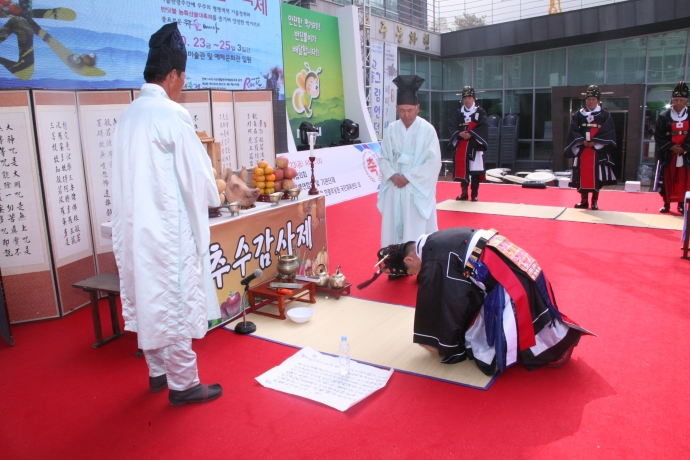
left=72, top=274, right=123, bottom=348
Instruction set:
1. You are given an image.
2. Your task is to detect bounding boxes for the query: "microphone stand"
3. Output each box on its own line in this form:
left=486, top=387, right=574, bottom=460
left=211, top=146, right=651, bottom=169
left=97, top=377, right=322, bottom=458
left=234, top=283, right=257, bottom=335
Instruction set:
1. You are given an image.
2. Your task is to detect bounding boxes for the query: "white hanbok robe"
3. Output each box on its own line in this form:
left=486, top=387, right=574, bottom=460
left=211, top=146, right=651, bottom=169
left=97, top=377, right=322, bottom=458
left=377, top=117, right=441, bottom=246
left=112, top=83, right=221, bottom=350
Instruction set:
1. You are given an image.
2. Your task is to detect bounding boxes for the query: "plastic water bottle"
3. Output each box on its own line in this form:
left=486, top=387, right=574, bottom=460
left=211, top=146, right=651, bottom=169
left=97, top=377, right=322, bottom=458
left=339, top=335, right=350, bottom=376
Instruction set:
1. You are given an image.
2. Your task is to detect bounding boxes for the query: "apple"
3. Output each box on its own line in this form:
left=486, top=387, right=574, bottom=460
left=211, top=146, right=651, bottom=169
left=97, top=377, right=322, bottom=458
left=276, top=156, right=289, bottom=169
left=284, top=167, right=297, bottom=179
left=273, top=169, right=284, bottom=181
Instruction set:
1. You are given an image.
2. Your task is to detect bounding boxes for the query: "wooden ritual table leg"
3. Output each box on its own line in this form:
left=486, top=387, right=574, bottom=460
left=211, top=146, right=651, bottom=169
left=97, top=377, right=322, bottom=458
left=308, top=283, right=316, bottom=303
left=277, top=296, right=286, bottom=320
left=89, top=290, right=104, bottom=348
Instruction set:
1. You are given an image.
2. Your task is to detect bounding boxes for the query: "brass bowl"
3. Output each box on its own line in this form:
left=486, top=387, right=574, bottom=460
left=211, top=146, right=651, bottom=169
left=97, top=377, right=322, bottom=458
left=227, top=201, right=242, bottom=216
left=287, top=187, right=301, bottom=201
left=268, top=191, right=284, bottom=206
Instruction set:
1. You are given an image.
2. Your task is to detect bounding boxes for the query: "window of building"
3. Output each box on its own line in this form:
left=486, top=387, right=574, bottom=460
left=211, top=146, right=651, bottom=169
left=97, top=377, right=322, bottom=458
left=416, top=55, right=429, bottom=89
left=606, top=37, right=647, bottom=84
left=400, top=52, right=415, bottom=76
left=474, top=56, right=503, bottom=89
left=648, top=30, right=688, bottom=83
left=505, top=53, right=534, bottom=88
left=568, top=43, right=605, bottom=86
left=476, top=90, right=502, bottom=118
left=417, top=90, right=430, bottom=121
left=535, top=48, right=566, bottom=87
left=443, top=58, right=472, bottom=90
left=534, top=89, right=552, bottom=140
left=431, top=91, right=443, bottom=135
left=505, top=89, right=533, bottom=139
left=430, top=59, right=442, bottom=90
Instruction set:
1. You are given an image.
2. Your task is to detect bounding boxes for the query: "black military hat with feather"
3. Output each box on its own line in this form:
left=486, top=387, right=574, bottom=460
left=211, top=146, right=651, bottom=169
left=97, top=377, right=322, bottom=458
left=356, top=243, right=410, bottom=290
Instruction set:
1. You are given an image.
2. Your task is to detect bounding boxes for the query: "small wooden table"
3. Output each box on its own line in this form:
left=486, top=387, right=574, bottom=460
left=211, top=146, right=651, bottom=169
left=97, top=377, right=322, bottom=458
left=72, top=274, right=123, bottom=348
left=247, top=279, right=316, bottom=320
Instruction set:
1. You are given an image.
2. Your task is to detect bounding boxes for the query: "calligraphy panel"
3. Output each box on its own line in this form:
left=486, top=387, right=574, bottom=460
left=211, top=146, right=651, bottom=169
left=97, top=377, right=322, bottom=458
left=210, top=91, right=238, bottom=172
left=77, top=91, right=132, bottom=274
left=33, top=91, right=95, bottom=314
left=234, top=91, right=275, bottom=169
left=0, top=91, right=59, bottom=322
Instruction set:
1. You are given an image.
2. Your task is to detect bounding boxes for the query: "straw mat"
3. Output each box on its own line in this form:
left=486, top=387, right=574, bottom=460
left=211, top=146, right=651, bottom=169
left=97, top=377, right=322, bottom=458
left=226, top=295, right=495, bottom=390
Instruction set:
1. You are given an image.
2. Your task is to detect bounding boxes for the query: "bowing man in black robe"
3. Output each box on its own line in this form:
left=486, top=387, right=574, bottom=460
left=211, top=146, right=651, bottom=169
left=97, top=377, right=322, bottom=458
left=564, top=85, right=617, bottom=210
left=448, top=86, right=488, bottom=202
left=654, top=81, right=690, bottom=214
left=357, top=227, right=593, bottom=377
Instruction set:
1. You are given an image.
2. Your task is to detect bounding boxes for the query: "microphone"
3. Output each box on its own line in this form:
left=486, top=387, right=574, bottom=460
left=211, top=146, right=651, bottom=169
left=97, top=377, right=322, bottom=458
left=240, top=268, right=263, bottom=286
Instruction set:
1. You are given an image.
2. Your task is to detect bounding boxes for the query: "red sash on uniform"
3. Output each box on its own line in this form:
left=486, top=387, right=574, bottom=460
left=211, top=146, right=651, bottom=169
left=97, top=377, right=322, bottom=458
left=454, top=121, right=477, bottom=181
left=579, top=126, right=599, bottom=191
left=665, top=119, right=690, bottom=202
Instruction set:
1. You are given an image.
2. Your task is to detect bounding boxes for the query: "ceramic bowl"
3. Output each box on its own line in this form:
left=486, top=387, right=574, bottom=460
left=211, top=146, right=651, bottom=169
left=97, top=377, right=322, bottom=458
left=286, top=307, right=314, bottom=323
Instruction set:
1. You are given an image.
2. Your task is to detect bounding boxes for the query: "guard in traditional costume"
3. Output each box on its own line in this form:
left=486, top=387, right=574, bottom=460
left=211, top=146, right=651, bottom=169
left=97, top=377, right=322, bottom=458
left=448, top=86, right=488, bottom=201
left=112, top=23, right=222, bottom=406
left=654, top=81, right=690, bottom=214
left=358, top=228, right=593, bottom=376
left=377, top=75, right=441, bottom=252
left=564, top=85, right=617, bottom=210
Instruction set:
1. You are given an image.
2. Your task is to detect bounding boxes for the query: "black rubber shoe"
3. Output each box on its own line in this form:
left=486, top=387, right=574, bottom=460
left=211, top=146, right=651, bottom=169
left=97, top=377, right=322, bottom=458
left=456, top=195, right=469, bottom=201
left=169, top=383, right=223, bottom=406
left=574, top=202, right=588, bottom=209
left=149, top=374, right=168, bottom=393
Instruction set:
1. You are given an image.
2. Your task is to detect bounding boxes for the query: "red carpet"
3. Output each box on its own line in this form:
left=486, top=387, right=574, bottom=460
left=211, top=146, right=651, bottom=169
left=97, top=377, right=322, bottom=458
left=2, top=184, right=689, bottom=459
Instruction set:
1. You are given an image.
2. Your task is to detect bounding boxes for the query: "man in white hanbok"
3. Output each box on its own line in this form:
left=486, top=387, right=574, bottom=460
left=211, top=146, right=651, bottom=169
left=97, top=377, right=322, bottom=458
left=112, top=23, right=222, bottom=406
left=377, top=75, right=441, bottom=255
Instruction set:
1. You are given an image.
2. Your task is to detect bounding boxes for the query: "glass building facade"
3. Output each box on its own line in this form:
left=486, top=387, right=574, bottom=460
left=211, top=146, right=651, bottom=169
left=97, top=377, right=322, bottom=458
left=398, top=28, right=690, bottom=171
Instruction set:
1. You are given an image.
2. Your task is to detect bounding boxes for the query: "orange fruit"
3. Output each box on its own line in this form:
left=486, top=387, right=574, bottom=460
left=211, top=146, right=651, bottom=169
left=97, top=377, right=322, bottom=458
left=253, top=167, right=264, bottom=175
left=258, top=160, right=268, bottom=168
left=257, top=181, right=266, bottom=189
left=266, top=174, right=276, bottom=182
left=264, top=166, right=274, bottom=174
left=266, top=181, right=275, bottom=188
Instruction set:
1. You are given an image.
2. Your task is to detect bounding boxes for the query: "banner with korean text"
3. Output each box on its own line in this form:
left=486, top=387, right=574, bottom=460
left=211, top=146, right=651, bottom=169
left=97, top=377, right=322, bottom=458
left=281, top=4, right=345, bottom=148
left=369, top=40, right=384, bottom=140
left=0, top=0, right=284, bottom=95
left=284, top=142, right=382, bottom=206
left=382, top=43, right=398, bottom=134
left=208, top=196, right=327, bottom=328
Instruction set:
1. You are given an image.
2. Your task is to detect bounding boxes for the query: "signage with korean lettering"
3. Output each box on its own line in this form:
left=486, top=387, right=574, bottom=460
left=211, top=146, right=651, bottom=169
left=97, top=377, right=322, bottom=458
left=76, top=91, right=131, bottom=258
left=208, top=195, right=327, bottom=328
left=210, top=91, right=238, bottom=171
left=234, top=91, right=275, bottom=169
left=382, top=43, right=398, bottom=134
left=369, top=40, right=385, bottom=140
left=281, top=4, right=345, bottom=148
left=285, top=142, right=382, bottom=206
left=0, top=1, right=284, bottom=95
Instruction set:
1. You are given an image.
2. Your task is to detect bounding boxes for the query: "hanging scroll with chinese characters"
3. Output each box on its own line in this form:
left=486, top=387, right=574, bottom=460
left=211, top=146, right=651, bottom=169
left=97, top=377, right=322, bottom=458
left=210, top=91, right=238, bottom=172
left=233, top=91, right=275, bottom=169
left=76, top=91, right=132, bottom=275
left=0, top=91, right=59, bottom=323
left=33, top=91, right=95, bottom=315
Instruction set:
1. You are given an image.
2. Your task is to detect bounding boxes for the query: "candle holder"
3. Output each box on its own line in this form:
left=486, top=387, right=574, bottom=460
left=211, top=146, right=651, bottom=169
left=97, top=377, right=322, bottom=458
left=307, top=132, right=319, bottom=195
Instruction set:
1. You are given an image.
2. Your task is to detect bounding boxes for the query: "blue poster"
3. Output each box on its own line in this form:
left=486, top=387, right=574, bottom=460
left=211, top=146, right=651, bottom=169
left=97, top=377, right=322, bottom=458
left=0, top=0, right=284, bottom=95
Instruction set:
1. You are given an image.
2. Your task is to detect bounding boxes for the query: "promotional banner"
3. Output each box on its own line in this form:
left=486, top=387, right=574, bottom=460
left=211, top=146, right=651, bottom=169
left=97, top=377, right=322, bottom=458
left=284, top=142, right=382, bottom=206
left=281, top=4, right=345, bottom=148
left=369, top=40, right=384, bottom=140
left=0, top=0, right=284, bottom=95
left=208, top=196, right=327, bottom=328
left=382, top=42, right=398, bottom=133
